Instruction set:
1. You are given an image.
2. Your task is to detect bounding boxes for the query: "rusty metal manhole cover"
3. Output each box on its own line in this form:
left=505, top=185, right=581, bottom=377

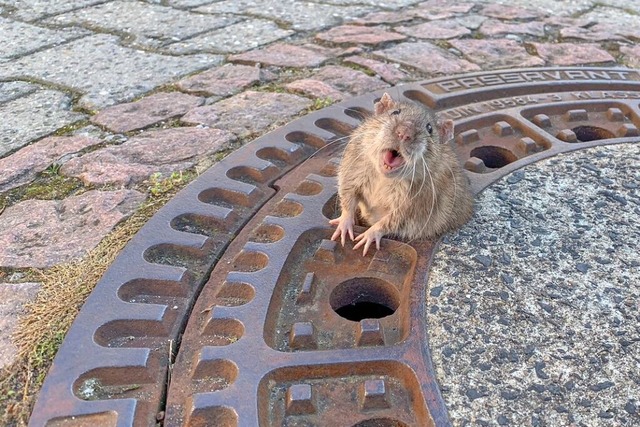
left=30, top=67, right=640, bottom=427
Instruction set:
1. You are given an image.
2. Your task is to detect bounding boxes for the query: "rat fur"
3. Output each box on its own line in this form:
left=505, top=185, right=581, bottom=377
left=330, top=92, right=473, bottom=255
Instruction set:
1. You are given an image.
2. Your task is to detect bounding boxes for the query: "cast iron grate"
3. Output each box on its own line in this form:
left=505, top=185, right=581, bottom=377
left=29, top=67, right=640, bottom=427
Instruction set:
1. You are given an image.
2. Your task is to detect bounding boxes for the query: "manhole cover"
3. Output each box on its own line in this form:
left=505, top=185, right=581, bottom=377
left=30, top=67, right=640, bottom=427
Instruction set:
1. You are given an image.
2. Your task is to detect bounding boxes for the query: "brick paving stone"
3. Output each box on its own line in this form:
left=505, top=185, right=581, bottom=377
left=0, top=90, right=85, bottom=158
left=195, top=0, right=373, bottom=31
left=164, top=18, right=294, bottom=55
left=47, top=1, right=239, bottom=48
left=181, top=91, right=312, bottom=138
left=412, top=1, right=475, bottom=20
left=620, top=45, right=640, bottom=68
left=303, top=65, right=390, bottom=97
left=1, top=35, right=221, bottom=110
left=229, top=43, right=330, bottom=68
left=0, top=136, right=100, bottom=193
left=454, top=14, right=489, bottom=30
left=176, top=64, right=270, bottom=97
left=0, top=190, right=145, bottom=268
left=560, top=25, right=628, bottom=42
left=450, top=39, right=545, bottom=69
left=479, top=19, right=546, bottom=37
left=349, top=10, right=416, bottom=25
left=376, top=41, right=480, bottom=74
left=285, top=80, right=346, bottom=101
left=396, top=20, right=472, bottom=39
left=488, top=0, right=595, bottom=16
left=0, top=17, right=88, bottom=62
left=61, top=128, right=236, bottom=186
left=3, top=0, right=106, bottom=21
left=0, top=282, right=41, bottom=369
left=91, top=92, right=204, bottom=133
left=480, top=3, right=546, bottom=20
left=344, top=56, right=408, bottom=84
left=0, top=82, right=37, bottom=104
left=531, top=42, right=615, bottom=66
left=315, top=25, right=406, bottom=45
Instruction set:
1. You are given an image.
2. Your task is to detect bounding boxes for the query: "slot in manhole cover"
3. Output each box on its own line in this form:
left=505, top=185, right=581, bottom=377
left=30, top=67, right=640, bottom=427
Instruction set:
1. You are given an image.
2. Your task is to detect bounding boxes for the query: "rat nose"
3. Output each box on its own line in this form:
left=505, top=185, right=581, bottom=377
left=396, top=123, right=414, bottom=142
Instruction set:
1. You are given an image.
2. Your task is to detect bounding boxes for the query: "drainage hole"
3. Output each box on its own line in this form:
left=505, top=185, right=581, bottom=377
left=470, top=146, right=517, bottom=169
left=572, top=126, right=615, bottom=142
left=330, top=278, right=399, bottom=322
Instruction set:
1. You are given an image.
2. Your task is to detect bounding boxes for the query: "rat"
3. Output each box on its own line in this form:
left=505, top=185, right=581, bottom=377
left=329, top=92, right=474, bottom=255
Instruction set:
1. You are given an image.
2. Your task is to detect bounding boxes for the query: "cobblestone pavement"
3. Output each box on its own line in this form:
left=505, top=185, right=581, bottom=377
left=0, top=0, right=638, bottom=425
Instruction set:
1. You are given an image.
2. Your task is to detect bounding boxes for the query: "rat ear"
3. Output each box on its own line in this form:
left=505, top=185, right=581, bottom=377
left=374, top=92, right=396, bottom=115
left=438, top=119, right=455, bottom=143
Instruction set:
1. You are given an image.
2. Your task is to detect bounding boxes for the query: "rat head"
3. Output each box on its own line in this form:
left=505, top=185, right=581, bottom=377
left=366, top=92, right=454, bottom=178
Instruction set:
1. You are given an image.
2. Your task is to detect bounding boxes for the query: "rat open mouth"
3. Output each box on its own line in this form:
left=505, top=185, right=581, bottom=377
left=382, top=149, right=405, bottom=173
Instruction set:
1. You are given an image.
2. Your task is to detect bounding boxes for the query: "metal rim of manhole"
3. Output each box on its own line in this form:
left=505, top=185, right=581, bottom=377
left=30, top=67, right=640, bottom=427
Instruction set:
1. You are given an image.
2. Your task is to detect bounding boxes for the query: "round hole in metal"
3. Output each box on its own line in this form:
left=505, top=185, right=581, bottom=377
left=470, top=146, right=518, bottom=169
left=572, top=125, right=616, bottom=142
left=330, top=278, right=399, bottom=322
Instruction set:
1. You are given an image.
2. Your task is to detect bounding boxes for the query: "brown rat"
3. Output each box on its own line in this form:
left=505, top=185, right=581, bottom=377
left=330, top=92, right=473, bottom=255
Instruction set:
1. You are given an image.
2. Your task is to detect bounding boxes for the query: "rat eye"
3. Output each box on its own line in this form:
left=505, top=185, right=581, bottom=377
left=390, top=109, right=401, bottom=116
left=426, top=123, right=433, bottom=135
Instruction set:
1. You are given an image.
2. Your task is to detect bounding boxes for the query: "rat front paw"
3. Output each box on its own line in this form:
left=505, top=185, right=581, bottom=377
left=329, top=214, right=355, bottom=246
left=353, top=227, right=384, bottom=256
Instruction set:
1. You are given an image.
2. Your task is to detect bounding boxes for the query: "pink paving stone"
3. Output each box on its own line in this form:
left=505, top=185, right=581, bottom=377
left=91, top=92, right=204, bottom=133
left=620, top=45, right=640, bottom=68
left=0, top=135, right=101, bottom=193
left=531, top=42, right=615, bottom=66
left=307, top=65, right=389, bottom=97
left=413, top=1, right=474, bottom=20
left=560, top=25, right=628, bottom=42
left=0, top=282, right=41, bottom=369
left=450, top=39, right=544, bottom=69
left=480, top=3, right=544, bottom=20
left=315, top=25, right=406, bottom=45
left=60, top=128, right=236, bottom=186
left=396, top=20, right=472, bottom=39
left=349, top=10, right=416, bottom=25
left=479, top=19, right=546, bottom=37
left=181, top=91, right=312, bottom=138
left=229, top=43, right=330, bottom=68
left=176, top=64, right=271, bottom=97
left=0, top=190, right=145, bottom=268
left=376, top=41, right=480, bottom=74
left=344, top=56, right=408, bottom=84
left=285, top=79, right=346, bottom=101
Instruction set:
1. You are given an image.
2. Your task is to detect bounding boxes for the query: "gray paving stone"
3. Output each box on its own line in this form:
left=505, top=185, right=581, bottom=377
left=428, top=143, right=640, bottom=426
left=229, top=43, right=330, bottom=68
left=0, top=17, right=88, bottom=62
left=0, top=190, right=146, bottom=268
left=598, top=0, right=640, bottom=13
left=2, top=0, right=106, bottom=21
left=1, top=34, right=222, bottom=110
left=61, top=128, right=236, bottom=186
left=0, top=282, right=41, bottom=369
left=181, top=90, right=312, bottom=138
left=0, top=89, right=85, bottom=158
left=375, top=41, right=480, bottom=74
left=581, top=6, right=640, bottom=28
left=0, top=135, right=101, bottom=192
left=166, top=0, right=219, bottom=7
left=0, top=81, right=38, bottom=104
left=47, top=1, right=239, bottom=48
left=196, top=0, right=373, bottom=31
left=164, top=18, right=294, bottom=55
